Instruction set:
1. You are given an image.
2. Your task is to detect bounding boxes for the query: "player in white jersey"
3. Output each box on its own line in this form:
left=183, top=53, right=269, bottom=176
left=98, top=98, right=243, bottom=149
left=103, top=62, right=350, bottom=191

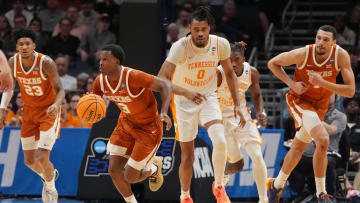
left=217, top=42, right=268, bottom=203
left=158, top=6, right=245, bottom=203
left=0, top=50, right=14, bottom=92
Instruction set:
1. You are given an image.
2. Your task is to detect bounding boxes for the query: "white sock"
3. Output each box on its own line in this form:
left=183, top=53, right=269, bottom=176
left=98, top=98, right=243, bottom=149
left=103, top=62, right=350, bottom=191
left=45, top=177, right=56, bottom=192
left=124, top=194, right=137, bottom=203
left=274, top=170, right=289, bottom=189
left=245, top=143, right=268, bottom=202
left=180, top=190, right=190, bottom=199
left=315, top=177, right=326, bottom=197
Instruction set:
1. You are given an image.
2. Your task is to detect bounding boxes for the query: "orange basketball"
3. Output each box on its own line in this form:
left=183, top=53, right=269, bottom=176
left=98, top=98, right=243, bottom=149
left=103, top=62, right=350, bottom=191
left=76, top=94, right=107, bottom=123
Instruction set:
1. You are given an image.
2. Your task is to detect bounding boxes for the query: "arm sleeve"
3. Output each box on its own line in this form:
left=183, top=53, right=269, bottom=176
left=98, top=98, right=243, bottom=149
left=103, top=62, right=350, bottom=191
left=165, top=39, right=186, bottom=65
left=92, top=76, right=103, bottom=97
left=128, top=69, right=155, bottom=89
left=219, top=37, right=231, bottom=60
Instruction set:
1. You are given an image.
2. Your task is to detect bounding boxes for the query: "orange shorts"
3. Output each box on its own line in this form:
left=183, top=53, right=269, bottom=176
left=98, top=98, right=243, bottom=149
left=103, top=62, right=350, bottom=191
left=21, top=105, right=61, bottom=150
left=107, top=116, right=162, bottom=170
left=286, top=93, right=327, bottom=129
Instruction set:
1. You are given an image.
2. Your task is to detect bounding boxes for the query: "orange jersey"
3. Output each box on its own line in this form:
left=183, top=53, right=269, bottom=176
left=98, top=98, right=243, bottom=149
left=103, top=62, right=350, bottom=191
left=93, top=66, right=158, bottom=124
left=14, top=52, right=56, bottom=107
left=290, top=44, right=340, bottom=106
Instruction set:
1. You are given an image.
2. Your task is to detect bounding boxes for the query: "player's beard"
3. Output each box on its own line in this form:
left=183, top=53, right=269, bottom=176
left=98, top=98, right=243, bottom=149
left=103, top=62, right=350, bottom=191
left=192, top=36, right=208, bottom=48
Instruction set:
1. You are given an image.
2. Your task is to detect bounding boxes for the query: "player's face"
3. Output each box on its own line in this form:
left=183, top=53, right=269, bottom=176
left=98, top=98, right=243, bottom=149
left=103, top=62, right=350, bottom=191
left=315, top=30, right=336, bottom=56
left=99, top=51, right=119, bottom=75
left=190, top=20, right=210, bottom=48
left=16, top=37, right=36, bottom=59
left=230, top=51, right=245, bottom=75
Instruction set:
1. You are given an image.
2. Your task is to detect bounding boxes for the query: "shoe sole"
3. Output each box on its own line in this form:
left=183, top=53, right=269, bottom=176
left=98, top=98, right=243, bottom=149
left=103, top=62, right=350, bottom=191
left=149, top=157, right=163, bottom=192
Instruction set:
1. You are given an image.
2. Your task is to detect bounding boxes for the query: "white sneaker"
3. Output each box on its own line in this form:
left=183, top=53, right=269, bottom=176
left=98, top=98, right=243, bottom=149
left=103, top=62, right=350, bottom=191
left=42, top=169, right=59, bottom=203
left=44, top=189, right=58, bottom=203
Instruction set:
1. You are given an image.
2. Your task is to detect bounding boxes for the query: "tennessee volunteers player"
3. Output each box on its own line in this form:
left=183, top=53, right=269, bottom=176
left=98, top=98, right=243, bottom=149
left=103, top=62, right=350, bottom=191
left=217, top=41, right=268, bottom=203
left=93, top=44, right=189, bottom=203
left=266, top=25, right=355, bottom=203
left=0, top=29, right=65, bottom=203
left=0, top=50, right=14, bottom=92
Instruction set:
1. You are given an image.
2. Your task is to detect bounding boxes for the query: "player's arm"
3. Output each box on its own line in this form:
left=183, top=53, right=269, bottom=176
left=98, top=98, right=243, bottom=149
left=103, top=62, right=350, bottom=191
left=42, top=56, right=65, bottom=117
left=249, top=67, right=266, bottom=127
left=0, top=50, right=14, bottom=92
left=268, top=47, right=308, bottom=94
left=309, top=48, right=355, bottom=98
left=216, top=68, right=222, bottom=88
left=0, top=57, right=16, bottom=127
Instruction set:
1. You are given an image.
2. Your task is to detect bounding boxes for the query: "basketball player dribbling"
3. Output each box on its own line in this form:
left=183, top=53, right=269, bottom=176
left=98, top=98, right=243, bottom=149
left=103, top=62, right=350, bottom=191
left=92, top=44, right=201, bottom=203
left=266, top=25, right=355, bottom=203
left=0, top=50, right=14, bottom=92
left=158, top=6, right=246, bottom=203
left=0, top=29, right=65, bottom=203
left=217, top=41, right=268, bottom=203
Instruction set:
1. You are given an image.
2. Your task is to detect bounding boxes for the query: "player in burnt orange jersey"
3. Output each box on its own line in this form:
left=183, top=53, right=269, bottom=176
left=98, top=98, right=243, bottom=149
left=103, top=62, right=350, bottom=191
left=266, top=25, right=355, bottom=203
left=92, top=44, right=194, bottom=203
left=0, top=29, right=65, bottom=203
left=0, top=50, right=14, bottom=92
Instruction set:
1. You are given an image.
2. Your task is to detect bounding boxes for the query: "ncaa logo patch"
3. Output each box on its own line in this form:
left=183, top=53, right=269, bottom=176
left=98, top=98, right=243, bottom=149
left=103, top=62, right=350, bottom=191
left=84, top=137, right=109, bottom=176
left=156, top=137, right=176, bottom=176
left=329, top=58, right=334, bottom=63
left=35, top=66, right=39, bottom=70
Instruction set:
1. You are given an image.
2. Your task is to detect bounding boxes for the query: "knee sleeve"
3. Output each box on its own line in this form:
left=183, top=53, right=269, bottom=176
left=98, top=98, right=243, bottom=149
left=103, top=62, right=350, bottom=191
left=208, top=123, right=226, bottom=145
left=302, top=110, right=321, bottom=134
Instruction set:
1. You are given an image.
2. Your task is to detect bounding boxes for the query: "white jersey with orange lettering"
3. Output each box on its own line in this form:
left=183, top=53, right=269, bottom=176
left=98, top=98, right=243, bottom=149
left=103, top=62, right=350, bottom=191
left=217, top=63, right=262, bottom=155
left=166, top=34, right=230, bottom=142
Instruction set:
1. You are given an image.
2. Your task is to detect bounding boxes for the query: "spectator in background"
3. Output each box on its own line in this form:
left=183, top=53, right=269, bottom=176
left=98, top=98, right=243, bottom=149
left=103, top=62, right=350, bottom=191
left=60, top=95, right=82, bottom=127
left=348, top=47, right=360, bottom=86
left=2, top=14, right=27, bottom=57
left=29, top=18, right=47, bottom=52
left=85, top=77, right=93, bottom=93
left=44, top=17, right=80, bottom=59
left=5, top=0, right=33, bottom=28
left=56, top=55, right=77, bottom=91
left=52, top=6, right=88, bottom=40
left=79, top=13, right=116, bottom=69
left=334, top=15, right=356, bottom=47
left=7, top=92, right=23, bottom=126
left=0, top=15, right=11, bottom=49
left=24, top=0, right=43, bottom=17
left=38, top=0, right=66, bottom=33
left=166, top=23, right=179, bottom=55
left=176, top=9, right=190, bottom=38
left=288, top=95, right=346, bottom=201
left=76, top=72, right=89, bottom=91
left=78, top=0, right=99, bottom=28
left=68, top=93, right=92, bottom=127
left=94, top=0, right=119, bottom=35
left=348, top=4, right=360, bottom=41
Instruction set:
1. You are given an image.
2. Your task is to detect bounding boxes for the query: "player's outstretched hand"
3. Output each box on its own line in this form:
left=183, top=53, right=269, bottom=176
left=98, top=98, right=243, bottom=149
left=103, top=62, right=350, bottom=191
left=184, top=90, right=207, bottom=105
left=234, top=106, right=246, bottom=128
left=0, top=72, right=14, bottom=92
left=160, top=113, right=172, bottom=131
left=291, top=81, right=308, bottom=95
left=47, top=103, right=59, bottom=118
left=0, top=108, right=6, bottom=128
left=308, top=71, right=323, bottom=87
left=257, top=112, right=267, bottom=128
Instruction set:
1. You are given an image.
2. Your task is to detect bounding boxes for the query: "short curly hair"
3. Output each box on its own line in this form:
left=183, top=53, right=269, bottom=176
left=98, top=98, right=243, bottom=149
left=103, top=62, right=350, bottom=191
left=13, top=28, right=36, bottom=43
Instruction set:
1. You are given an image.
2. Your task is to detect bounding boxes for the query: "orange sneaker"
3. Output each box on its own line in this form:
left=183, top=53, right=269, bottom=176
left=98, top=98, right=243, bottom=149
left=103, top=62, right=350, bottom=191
left=180, top=197, right=194, bottom=203
left=212, top=182, right=231, bottom=203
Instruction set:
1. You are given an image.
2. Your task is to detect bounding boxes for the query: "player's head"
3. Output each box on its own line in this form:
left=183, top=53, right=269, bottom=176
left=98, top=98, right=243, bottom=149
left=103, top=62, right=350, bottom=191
left=13, top=28, right=36, bottom=58
left=230, top=41, right=246, bottom=72
left=99, top=44, right=126, bottom=75
left=189, top=6, right=214, bottom=48
left=315, top=25, right=337, bottom=56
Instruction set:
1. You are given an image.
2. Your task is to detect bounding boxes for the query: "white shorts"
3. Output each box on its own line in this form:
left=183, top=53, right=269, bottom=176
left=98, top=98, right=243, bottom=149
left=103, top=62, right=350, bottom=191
left=224, top=117, right=262, bottom=163
left=295, top=127, right=312, bottom=143
left=172, top=93, right=222, bottom=142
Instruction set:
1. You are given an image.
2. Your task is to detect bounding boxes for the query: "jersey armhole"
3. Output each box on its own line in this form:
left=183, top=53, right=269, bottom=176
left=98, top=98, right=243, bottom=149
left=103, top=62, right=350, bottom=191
left=39, top=55, right=47, bottom=80
left=335, top=45, right=340, bottom=71
left=126, top=69, right=145, bottom=98
left=297, top=45, right=309, bottom=70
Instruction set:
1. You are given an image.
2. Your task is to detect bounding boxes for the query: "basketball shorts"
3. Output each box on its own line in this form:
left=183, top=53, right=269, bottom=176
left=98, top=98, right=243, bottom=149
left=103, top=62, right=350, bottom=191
left=171, top=93, right=222, bottom=142
left=286, top=93, right=327, bottom=143
left=224, top=117, right=262, bottom=163
left=106, top=116, right=162, bottom=171
left=21, top=105, right=61, bottom=150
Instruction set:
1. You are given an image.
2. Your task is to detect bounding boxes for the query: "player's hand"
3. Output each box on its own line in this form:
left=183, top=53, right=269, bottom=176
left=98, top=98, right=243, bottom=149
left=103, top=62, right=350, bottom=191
left=160, top=113, right=172, bottom=131
left=0, top=72, right=14, bottom=92
left=184, top=90, right=207, bottom=105
left=257, top=112, right=267, bottom=128
left=234, top=106, right=246, bottom=128
left=291, top=81, right=308, bottom=95
left=308, top=71, right=323, bottom=87
left=0, top=108, right=6, bottom=128
left=47, top=103, right=59, bottom=118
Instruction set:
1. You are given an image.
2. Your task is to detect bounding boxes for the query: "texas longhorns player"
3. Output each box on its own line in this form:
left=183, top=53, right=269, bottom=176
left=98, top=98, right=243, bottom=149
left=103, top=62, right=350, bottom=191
left=266, top=25, right=355, bottom=203
left=92, top=44, right=176, bottom=203
left=0, top=29, right=65, bottom=203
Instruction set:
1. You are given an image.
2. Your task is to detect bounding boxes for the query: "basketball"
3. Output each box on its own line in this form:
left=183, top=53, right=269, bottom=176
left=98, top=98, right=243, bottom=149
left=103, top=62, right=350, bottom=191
left=76, top=94, right=107, bottom=123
